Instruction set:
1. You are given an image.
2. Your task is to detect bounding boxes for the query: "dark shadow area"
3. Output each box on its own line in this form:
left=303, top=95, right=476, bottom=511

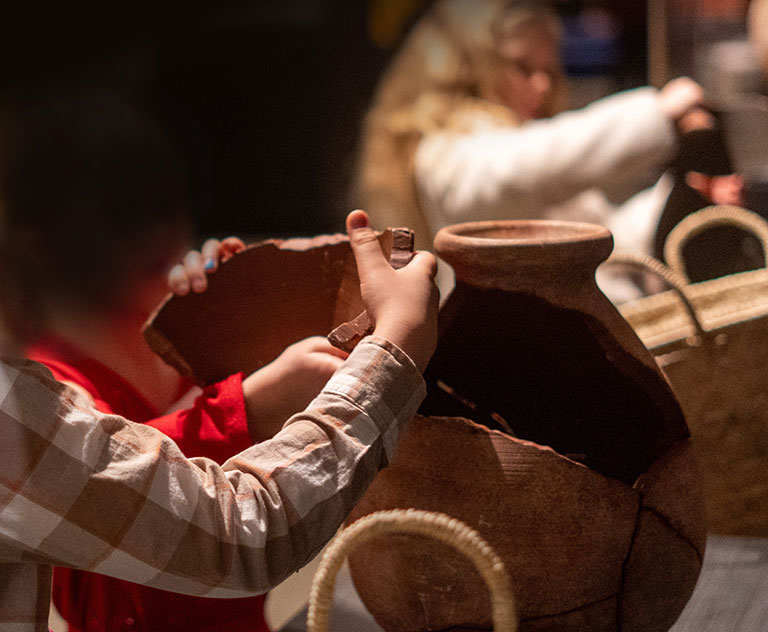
left=420, top=284, right=689, bottom=485
left=0, top=1, right=427, bottom=240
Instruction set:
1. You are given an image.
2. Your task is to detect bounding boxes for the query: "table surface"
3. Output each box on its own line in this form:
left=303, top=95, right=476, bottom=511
left=280, top=535, right=768, bottom=632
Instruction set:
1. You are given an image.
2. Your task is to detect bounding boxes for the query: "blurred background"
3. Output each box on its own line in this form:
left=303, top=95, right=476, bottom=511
left=4, top=0, right=759, bottom=244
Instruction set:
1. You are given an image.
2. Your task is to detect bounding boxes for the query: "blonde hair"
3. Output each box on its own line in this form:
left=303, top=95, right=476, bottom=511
left=749, top=0, right=768, bottom=75
left=353, top=0, right=566, bottom=249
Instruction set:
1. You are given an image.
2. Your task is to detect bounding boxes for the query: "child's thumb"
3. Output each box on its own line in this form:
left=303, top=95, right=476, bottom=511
left=347, top=210, right=388, bottom=277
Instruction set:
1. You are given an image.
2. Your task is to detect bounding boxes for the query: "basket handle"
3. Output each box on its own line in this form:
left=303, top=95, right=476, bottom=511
left=663, top=205, right=768, bottom=283
left=605, top=252, right=707, bottom=340
left=307, top=509, right=518, bottom=632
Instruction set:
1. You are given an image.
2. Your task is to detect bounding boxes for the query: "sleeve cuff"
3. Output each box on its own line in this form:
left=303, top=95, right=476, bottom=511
left=211, top=372, right=253, bottom=450
left=319, top=335, right=426, bottom=459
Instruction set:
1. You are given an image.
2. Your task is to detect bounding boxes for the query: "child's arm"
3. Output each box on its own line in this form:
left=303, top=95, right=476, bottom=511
left=241, top=208, right=440, bottom=438
left=166, top=237, right=349, bottom=443
left=165, top=215, right=438, bottom=441
left=345, top=209, right=438, bottom=371
left=1, top=210, right=438, bottom=599
left=161, top=336, right=348, bottom=448
left=240, top=336, right=347, bottom=441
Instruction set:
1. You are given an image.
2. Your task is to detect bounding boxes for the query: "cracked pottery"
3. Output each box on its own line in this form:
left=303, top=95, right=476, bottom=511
left=345, top=220, right=705, bottom=632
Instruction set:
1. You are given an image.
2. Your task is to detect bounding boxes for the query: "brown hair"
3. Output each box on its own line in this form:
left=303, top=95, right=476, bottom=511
left=0, top=88, right=191, bottom=341
left=352, top=0, right=566, bottom=249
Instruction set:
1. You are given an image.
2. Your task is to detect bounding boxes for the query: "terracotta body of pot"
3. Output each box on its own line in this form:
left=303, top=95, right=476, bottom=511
left=347, top=220, right=705, bottom=632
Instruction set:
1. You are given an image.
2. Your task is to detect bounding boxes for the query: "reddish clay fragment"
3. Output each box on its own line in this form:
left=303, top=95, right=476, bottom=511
left=142, top=229, right=411, bottom=386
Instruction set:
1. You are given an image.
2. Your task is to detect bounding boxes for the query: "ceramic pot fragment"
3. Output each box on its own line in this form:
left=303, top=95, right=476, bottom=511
left=143, top=229, right=412, bottom=385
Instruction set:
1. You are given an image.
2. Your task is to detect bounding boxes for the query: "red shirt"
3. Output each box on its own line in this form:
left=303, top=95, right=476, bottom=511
left=28, top=337, right=270, bottom=632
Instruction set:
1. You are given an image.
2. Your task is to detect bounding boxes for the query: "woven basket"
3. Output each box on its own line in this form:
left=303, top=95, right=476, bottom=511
left=611, top=205, right=768, bottom=536
left=307, top=509, right=517, bottom=632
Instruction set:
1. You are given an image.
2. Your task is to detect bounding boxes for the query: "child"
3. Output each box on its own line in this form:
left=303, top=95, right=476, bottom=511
left=0, top=87, right=352, bottom=631
left=354, top=0, right=706, bottom=298
left=0, top=205, right=439, bottom=631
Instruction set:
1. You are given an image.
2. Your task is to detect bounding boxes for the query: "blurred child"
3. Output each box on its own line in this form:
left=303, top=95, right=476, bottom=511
left=354, top=0, right=706, bottom=299
left=0, top=87, right=348, bottom=632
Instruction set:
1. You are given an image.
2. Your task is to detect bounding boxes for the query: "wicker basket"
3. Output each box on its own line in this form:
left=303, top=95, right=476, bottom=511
left=611, top=205, right=768, bottom=536
left=307, top=509, right=517, bottom=632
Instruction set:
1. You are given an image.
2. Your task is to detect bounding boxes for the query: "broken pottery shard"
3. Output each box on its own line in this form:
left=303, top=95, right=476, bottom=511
left=325, top=311, right=372, bottom=354
left=327, top=228, right=414, bottom=352
left=142, top=228, right=411, bottom=386
left=387, top=227, right=416, bottom=268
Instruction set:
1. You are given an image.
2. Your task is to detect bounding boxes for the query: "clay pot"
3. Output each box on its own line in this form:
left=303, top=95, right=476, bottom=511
left=347, top=220, right=705, bottom=632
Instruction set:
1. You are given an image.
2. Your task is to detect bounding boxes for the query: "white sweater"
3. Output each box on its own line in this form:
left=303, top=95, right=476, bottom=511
left=414, top=87, right=678, bottom=300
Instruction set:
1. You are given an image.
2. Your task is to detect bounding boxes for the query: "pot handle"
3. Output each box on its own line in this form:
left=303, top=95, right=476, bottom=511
left=606, top=252, right=707, bottom=340
left=307, top=509, right=518, bottom=632
left=663, top=205, right=768, bottom=283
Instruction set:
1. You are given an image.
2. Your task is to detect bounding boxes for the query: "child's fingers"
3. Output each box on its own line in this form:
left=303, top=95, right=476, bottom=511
left=685, top=172, right=712, bottom=200
left=409, top=251, right=438, bottom=278
left=346, top=210, right=389, bottom=279
left=220, top=237, right=246, bottom=261
left=183, top=250, right=208, bottom=293
left=310, top=352, right=346, bottom=375
left=201, top=239, right=223, bottom=272
left=168, top=264, right=191, bottom=296
left=298, top=336, right=350, bottom=359
left=200, top=237, right=246, bottom=273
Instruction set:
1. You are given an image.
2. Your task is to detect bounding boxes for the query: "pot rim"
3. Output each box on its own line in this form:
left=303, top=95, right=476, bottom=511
left=434, top=219, right=612, bottom=250
left=434, top=220, right=614, bottom=276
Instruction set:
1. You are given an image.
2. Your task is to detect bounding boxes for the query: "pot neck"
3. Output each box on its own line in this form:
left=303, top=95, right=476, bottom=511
left=435, top=220, right=614, bottom=305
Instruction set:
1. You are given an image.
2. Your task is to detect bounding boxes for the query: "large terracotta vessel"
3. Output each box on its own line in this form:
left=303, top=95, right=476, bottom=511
left=347, top=220, right=705, bottom=632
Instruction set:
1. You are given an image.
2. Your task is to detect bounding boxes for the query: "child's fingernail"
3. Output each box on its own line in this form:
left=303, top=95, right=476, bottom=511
left=347, top=211, right=369, bottom=230
left=177, top=281, right=190, bottom=296
left=203, top=258, right=216, bottom=271
left=192, top=279, right=207, bottom=293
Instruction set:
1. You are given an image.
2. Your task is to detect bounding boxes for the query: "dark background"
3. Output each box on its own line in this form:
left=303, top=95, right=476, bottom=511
left=0, top=0, right=647, bottom=242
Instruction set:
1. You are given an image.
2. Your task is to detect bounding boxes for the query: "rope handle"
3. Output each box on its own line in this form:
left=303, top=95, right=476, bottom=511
left=307, top=509, right=518, bottom=632
left=664, top=205, right=768, bottom=282
left=605, top=251, right=707, bottom=339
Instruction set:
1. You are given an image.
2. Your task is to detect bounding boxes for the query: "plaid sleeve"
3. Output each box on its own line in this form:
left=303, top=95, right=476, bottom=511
left=0, top=335, right=424, bottom=611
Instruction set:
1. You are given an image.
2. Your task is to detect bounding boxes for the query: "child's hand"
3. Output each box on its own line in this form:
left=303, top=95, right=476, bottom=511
left=347, top=209, right=439, bottom=371
left=659, top=77, right=706, bottom=130
left=242, top=337, right=348, bottom=441
left=686, top=172, right=745, bottom=206
left=168, top=237, right=246, bottom=296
